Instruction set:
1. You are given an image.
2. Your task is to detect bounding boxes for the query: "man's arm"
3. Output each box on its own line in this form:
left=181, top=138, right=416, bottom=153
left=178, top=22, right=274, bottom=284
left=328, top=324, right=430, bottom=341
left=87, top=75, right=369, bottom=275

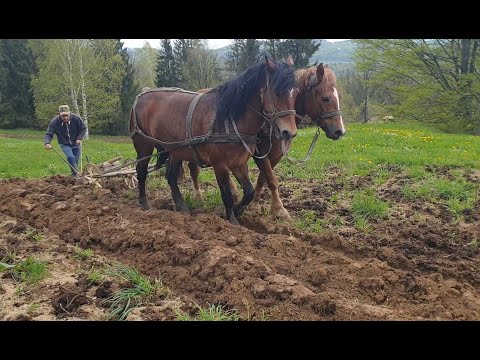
left=76, top=116, right=87, bottom=140
left=44, top=120, right=55, bottom=145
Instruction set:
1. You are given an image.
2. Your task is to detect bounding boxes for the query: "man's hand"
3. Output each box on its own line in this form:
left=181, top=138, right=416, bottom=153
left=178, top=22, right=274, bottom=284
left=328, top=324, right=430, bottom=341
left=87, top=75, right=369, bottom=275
left=76, top=139, right=82, bottom=146
left=44, top=143, right=52, bottom=150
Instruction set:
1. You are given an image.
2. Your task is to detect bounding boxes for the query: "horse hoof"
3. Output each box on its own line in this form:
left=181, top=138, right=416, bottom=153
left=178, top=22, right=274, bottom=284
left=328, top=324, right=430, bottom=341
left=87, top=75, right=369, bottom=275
left=272, top=207, right=291, bottom=220
left=175, top=205, right=190, bottom=214
left=228, top=216, right=240, bottom=225
left=138, top=201, right=150, bottom=210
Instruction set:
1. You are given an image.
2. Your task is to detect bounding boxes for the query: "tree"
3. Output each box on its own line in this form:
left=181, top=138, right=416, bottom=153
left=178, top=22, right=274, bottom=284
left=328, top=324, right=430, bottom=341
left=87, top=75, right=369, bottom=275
left=225, top=39, right=243, bottom=75
left=173, top=39, right=193, bottom=87
left=156, top=39, right=180, bottom=87
left=182, top=41, right=222, bottom=90
left=264, top=39, right=282, bottom=60
left=115, top=39, right=139, bottom=135
left=354, top=39, right=480, bottom=134
left=225, top=39, right=261, bottom=74
left=30, top=39, right=125, bottom=136
left=132, top=42, right=158, bottom=89
left=0, top=40, right=36, bottom=129
left=276, top=39, right=320, bottom=68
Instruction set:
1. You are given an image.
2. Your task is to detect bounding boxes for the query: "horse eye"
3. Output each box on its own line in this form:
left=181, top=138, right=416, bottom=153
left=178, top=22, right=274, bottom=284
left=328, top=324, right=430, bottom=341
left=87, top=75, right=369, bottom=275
left=321, top=97, right=329, bottom=102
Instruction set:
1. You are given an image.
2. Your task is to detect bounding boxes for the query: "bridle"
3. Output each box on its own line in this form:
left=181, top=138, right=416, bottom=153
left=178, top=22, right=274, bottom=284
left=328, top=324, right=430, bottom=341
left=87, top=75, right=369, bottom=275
left=235, top=70, right=297, bottom=159
left=307, top=77, right=342, bottom=124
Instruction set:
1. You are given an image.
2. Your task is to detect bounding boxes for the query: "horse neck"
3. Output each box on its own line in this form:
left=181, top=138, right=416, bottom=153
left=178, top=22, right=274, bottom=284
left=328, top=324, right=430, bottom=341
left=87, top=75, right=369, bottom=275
left=234, top=96, right=265, bottom=135
left=294, top=68, right=316, bottom=117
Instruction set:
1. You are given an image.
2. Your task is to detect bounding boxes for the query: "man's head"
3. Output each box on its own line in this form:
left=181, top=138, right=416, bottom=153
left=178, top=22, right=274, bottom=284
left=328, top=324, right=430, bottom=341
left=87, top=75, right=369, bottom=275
left=59, top=105, right=70, bottom=122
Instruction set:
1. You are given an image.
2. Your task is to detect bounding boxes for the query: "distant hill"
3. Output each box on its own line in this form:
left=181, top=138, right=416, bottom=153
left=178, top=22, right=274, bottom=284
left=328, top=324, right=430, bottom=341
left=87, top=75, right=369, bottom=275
left=311, top=39, right=355, bottom=64
left=212, top=39, right=356, bottom=65
left=125, top=40, right=356, bottom=74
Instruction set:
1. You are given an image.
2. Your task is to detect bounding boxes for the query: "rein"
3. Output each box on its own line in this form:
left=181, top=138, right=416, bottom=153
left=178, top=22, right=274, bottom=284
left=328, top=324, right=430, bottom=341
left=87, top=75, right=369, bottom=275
left=281, top=126, right=321, bottom=165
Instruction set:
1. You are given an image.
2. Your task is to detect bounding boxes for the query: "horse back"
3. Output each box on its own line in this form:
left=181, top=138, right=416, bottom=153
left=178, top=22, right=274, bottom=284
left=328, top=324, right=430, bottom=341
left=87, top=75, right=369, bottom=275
left=132, top=90, right=216, bottom=142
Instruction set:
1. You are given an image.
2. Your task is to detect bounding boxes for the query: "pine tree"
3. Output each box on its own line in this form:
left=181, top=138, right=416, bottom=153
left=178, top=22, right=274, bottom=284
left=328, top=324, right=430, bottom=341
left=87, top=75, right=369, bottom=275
left=225, top=39, right=261, bottom=75
left=240, top=39, right=261, bottom=70
left=264, top=39, right=282, bottom=60
left=173, top=39, right=193, bottom=87
left=225, top=39, right=243, bottom=75
left=156, top=39, right=179, bottom=87
left=0, top=39, right=36, bottom=129
left=277, top=39, right=321, bottom=68
left=115, top=39, right=139, bottom=135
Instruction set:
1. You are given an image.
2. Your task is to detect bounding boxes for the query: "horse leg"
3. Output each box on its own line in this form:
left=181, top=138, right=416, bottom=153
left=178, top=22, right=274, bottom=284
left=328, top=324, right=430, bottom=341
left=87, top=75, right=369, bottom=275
left=213, top=165, right=239, bottom=225
left=188, top=161, right=203, bottom=200
left=166, top=160, right=188, bottom=213
left=135, top=143, right=154, bottom=210
left=250, top=165, right=266, bottom=212
left=229, top=177, right=240, bottom=203
left=254, top=156, right=290, bottom=219
left=231, top=163, right=254, bottom=218
left=166, top=159, right=189, bottom=213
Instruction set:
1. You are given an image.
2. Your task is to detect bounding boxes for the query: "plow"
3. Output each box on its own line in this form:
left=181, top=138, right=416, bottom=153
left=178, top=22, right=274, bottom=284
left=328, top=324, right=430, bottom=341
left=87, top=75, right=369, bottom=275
left=81, top=156, right=157, bottom=189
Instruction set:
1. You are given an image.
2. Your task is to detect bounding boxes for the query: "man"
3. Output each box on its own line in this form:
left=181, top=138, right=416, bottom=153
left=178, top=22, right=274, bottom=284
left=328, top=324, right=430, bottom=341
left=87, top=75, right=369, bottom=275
left=44, top=105, right=87, bottom=177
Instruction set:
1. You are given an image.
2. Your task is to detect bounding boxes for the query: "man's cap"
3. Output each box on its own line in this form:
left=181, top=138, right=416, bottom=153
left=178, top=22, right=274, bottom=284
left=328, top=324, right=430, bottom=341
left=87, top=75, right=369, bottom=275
left=59, top=105, right=70, bottom=115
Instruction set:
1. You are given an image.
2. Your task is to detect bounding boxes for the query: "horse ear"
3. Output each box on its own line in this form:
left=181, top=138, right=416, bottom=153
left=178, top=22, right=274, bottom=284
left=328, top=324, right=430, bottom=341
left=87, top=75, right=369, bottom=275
left=286, top=54, right=294, bottom=66
left=317, top=63, right=325, bottom=82
left=265, top=55, right=276, bottom=73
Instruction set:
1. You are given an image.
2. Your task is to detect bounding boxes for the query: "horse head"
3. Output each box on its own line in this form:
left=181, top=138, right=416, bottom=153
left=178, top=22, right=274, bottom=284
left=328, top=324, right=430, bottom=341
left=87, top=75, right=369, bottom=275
left=215, top=55, right=298, bottom=141
left=262, top=55, right=299, bottom=141
left=302, top=63, right=346, bottom=140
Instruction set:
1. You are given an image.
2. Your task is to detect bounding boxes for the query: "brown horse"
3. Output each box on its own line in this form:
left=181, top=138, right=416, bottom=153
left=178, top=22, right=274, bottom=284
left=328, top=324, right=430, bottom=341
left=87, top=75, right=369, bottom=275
left=188, top=63, right=345, bottom=218
left=129, top=55, right=298, bottom=224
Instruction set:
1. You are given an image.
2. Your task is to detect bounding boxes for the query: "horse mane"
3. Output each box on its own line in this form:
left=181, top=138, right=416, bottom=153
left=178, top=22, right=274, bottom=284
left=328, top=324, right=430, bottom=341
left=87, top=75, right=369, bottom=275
left=295, top=64, right=337, bottom=93
left=214, top=60, right=295, bottom=127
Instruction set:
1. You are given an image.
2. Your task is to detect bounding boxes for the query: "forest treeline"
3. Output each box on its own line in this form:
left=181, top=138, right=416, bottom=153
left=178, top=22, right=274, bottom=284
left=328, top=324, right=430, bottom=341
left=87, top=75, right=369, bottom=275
left=1, top=39, right=478, bottom=135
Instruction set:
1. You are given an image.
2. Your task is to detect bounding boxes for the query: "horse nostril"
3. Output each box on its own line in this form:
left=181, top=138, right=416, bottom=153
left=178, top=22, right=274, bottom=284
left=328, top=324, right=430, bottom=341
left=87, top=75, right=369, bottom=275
left=281, top=130, right=293, bottom=140
left=335, top=130, right=345, bottom=138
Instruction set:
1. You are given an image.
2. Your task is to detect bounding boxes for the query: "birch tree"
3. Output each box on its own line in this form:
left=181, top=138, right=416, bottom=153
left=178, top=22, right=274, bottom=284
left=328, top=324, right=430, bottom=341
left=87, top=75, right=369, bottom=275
left=30, top=39, right=125, bottom=137
left=182, top=41, right=222, bottom=90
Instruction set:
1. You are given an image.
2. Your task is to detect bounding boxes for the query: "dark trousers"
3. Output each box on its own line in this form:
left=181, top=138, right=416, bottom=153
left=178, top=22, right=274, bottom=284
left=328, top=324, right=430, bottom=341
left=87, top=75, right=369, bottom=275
left=60, top=144, right=81, bottom=175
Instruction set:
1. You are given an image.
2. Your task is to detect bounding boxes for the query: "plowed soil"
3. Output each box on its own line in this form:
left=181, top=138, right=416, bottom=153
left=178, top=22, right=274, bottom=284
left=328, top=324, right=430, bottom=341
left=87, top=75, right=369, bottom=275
left=1, top=167, right=479, bottom=320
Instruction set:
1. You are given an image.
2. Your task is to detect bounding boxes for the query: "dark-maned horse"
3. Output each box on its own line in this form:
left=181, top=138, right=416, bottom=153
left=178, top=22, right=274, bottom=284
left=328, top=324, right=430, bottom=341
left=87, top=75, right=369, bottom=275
left=188, top=63, right=345, bottom=218
left=129, top=55, right=298, bottom=224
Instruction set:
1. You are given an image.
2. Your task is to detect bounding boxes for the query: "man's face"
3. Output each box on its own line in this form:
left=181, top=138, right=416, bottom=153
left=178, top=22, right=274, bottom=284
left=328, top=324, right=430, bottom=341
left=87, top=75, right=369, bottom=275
left=60, top=113, right=70, bottom=122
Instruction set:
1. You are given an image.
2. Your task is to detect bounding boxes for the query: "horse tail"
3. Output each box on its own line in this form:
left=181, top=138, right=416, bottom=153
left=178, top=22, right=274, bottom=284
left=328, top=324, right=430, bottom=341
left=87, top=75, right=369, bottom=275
left=129, top=92, right=143, bottom=137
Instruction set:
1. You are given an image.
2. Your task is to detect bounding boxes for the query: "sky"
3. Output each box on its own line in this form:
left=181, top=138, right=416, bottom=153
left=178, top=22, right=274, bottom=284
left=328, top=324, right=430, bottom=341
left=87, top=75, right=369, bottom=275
left=121, top=39, right=350, bottom=49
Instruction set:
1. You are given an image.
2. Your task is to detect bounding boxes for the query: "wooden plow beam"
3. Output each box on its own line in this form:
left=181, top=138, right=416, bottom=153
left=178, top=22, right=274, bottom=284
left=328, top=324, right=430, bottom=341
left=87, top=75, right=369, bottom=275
left=81, top=157, right=156, bottom=189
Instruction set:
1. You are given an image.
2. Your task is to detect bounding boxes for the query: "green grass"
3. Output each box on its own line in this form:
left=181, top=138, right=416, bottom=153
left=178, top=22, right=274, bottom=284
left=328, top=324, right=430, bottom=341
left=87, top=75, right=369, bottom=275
left=9, top=256, right=48, bottom=286
left=175, top=303, right=239, bottom=321
left=1, top=122, right=479, bottom=179
left=1, top=122, right=478, bottom=221
left=103, top=262, right=171, bottom=321
left=0, top=129, right=137, bottom=178
left=294, top=209, right=326, bottom=233
left=25, top=229, right=43, bottom=242
left=73, top=247, right=94, bottom=260
left=284, top=122, right=480, bottom=170
left=87, top=266, right=104, bottom=285
left=351, top=188, right=390, bottom=221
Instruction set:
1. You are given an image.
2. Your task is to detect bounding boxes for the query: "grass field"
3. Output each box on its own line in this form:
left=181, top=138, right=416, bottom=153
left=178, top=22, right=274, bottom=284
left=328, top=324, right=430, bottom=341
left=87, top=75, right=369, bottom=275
left=1, top=121, right=478, bottom=178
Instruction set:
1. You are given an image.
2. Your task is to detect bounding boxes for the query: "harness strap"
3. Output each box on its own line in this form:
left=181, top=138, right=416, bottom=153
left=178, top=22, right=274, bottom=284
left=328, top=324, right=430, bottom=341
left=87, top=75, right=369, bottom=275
left=231, top=119, right=271, bottom=159
left=186, top=93, right=203, bottom=139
